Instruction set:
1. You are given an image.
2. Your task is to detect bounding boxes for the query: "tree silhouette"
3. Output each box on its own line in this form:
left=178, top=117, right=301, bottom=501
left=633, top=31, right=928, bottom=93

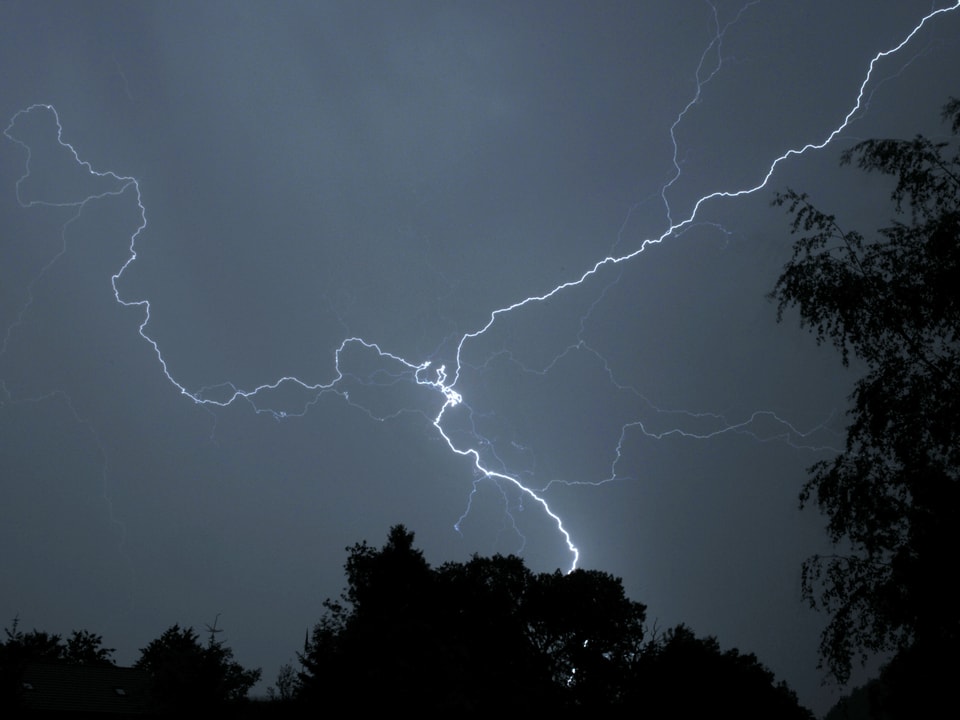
left=771, top=98, right=960, bottom=697
left=266, top=661, right=300, bottom=702
left=135, top=623, right=260, bottom=712
left=524, top=567, right=646, bottom=707
left=1, top=622, right=116, bottom=668
left=63, top=630, right=115, bottom=666
left=433, top=553, right=558, bottom=709
left=297, top=526, right=443, bottom=708
left=624, top=625, right=813, bottom=719
left=299, top=525, right=647, bottom=710
left=298, top=525, right=810, bottom=714
left=2, top=627, right=64, bottom=664
left=1, top=620, right=115, bottom=709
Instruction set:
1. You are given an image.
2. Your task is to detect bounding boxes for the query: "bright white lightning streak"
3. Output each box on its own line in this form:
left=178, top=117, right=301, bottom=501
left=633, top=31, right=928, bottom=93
left=4, top=3, right=958, bottom=573
left=451, top=1, right=960, bottom=387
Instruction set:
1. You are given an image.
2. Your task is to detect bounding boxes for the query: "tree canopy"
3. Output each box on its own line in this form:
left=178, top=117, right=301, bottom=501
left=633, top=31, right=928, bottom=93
left=1, top=621, right=116, bottom=710
left=135, top=623, right=261, bottom=712
left=771, top=98, right=960, bottom=694
left=0, top=527, right=813, bottom=716
left=0, top=622, right=115, bottom=668
left=625, top=624, right=811, bottom=718
left=298, top=525, right=811, bottom=716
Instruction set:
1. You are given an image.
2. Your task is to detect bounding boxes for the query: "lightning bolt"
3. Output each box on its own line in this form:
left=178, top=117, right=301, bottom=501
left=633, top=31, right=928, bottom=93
left=3, top=2, right=957, bottom=573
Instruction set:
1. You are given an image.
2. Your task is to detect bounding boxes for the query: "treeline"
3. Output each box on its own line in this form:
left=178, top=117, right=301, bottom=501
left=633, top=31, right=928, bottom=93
left=2, top=524, right=813, bottom=717
left=1, top=619, right=259, bottom=715
left=294, top=525, right=812, bottom=716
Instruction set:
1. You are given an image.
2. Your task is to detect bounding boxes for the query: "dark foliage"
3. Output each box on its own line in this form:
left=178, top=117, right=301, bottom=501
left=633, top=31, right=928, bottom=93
left=623, top=625, right=812, bottom=719
left=265, top=662, right=299, bottom=702
left=135, top=623, right=261, bottom=713
left=298, top=525, right=811, bottom=715
left=771, top=99, right=960, bottom=689
left=63, top=629, right=117, bottom=666
left=1, top=619, right=115, bottom=710
left=297, top=526, right=567, bottom=711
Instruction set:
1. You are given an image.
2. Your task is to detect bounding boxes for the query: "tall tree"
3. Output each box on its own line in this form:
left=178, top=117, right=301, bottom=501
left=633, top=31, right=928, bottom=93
left=771, top=99, right=960, bottom=691
left=298, top=526, right=444, bottom=708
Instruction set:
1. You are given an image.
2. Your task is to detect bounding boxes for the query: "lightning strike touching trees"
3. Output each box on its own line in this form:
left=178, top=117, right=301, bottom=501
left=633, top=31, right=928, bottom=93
left=1, top=3, right=958, bottom=714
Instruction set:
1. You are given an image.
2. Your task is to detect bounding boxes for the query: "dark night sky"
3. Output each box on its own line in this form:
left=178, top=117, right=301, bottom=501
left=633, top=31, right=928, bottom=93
left=2, top=1, right=958, bottom=713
